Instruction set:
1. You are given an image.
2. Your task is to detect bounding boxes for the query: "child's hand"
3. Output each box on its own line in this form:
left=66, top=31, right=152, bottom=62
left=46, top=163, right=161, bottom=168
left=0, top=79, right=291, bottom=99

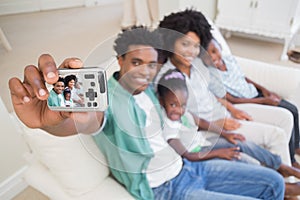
left=214, top=147, right=241, bottom=160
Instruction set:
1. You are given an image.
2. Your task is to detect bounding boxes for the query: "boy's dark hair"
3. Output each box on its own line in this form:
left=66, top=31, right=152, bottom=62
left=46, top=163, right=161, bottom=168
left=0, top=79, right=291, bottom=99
left=113, top=26, right=163, bottom=58
left=158, top=9, right=212, bottom=60
left=157, top=69, right=188, bottom=99
left=53, top=77, right=65, bottom=86
left=64, top=74, right=77, bottom=86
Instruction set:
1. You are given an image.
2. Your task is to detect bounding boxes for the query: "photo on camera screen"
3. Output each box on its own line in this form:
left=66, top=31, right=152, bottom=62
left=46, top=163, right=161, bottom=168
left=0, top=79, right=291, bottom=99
left=46, top=68, right=108, bottom=112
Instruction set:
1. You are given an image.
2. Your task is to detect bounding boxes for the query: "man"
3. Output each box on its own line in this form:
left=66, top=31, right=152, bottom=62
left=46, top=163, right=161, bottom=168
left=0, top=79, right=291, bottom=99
left=9, top=27, right=285, bottom=200
left=47, top=76, right=65, bottom=107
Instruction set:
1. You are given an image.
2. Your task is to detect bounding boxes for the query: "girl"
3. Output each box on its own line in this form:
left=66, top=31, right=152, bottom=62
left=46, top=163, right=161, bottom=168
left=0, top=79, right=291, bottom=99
left=63, top=88, right=74, bottom=107
left=157, top=69, right=300, bottom=195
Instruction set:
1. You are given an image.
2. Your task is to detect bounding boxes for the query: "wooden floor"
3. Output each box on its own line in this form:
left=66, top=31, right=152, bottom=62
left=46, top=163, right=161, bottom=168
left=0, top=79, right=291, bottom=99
left=13, top=186, right=49, bottom=200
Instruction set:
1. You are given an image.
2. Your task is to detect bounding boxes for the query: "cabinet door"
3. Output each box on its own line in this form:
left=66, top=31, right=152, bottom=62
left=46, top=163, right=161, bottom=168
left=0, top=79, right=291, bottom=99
left=216, top=0, right=254, bottom=30
left=253, top=0, right=295, bottom=35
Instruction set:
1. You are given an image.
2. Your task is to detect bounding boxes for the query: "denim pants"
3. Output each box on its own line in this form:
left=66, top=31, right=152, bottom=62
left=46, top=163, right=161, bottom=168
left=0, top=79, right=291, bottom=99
left=152, top=159, right=284, bottom=200
left=256, top=91, right=300, bottom=163
left=205, top=137, right=282, bottom=169
left=279, top=99, right=300, bottom=163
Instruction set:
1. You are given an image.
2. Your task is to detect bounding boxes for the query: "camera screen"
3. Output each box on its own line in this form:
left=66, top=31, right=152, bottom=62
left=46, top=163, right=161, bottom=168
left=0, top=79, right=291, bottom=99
left=47, top=72, right=85, bottom=109
left=47, top=68, right=108, bottom=112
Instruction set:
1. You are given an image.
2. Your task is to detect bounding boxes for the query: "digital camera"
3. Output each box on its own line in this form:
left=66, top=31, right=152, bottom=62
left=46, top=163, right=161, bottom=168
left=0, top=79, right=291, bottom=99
left=47, top=67, right=108, bottom=112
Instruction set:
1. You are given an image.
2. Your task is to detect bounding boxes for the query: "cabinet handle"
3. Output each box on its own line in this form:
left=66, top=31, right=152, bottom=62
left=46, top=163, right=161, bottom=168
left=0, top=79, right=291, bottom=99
left=254, top=1, right=258, bottom=8
left=250, top=1, right=253, bottom=8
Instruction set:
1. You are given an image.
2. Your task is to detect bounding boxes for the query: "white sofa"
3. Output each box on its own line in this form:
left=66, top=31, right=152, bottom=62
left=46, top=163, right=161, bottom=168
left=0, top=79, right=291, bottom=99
left=20, top=128, right=134, bottom=200
left=13, top=22, right=300, bottom=200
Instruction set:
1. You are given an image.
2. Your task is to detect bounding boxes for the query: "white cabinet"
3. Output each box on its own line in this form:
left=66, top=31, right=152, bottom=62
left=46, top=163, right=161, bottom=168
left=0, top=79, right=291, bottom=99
left=215, top=0, right=300, bottom=60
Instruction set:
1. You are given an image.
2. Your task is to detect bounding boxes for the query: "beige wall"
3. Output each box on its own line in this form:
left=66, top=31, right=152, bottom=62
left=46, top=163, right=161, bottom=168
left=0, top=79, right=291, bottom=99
left=158, top=0, right=217, bottom=20
left=178, top=0, right=217, bottom=19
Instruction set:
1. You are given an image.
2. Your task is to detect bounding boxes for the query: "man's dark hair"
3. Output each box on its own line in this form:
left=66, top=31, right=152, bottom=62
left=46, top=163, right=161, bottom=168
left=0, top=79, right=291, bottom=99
left=158, top=9, right=213, bottom=60
left=53, top=76, right=65, bottom=86
left=113, top=26, right=163, bottom=58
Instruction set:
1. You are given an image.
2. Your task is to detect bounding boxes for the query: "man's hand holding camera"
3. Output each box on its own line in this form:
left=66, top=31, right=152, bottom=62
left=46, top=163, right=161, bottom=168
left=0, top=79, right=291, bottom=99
left=8, top=54, right=104, bottom=136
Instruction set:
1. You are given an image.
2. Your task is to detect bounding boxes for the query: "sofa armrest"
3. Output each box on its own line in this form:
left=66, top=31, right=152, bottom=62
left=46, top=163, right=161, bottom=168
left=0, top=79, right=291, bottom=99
left=24, top=160, right=73, bottom=200
left=24, top=160, right=134, bottom=200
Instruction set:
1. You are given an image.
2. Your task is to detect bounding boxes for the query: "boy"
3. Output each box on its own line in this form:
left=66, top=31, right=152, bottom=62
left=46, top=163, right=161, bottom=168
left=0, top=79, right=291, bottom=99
left=207, top=38, right=300, bottom=168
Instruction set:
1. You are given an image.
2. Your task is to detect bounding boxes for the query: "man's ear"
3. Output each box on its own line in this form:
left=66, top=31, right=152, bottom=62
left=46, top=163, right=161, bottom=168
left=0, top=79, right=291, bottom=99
left=117, top=56, right=123, bottom=69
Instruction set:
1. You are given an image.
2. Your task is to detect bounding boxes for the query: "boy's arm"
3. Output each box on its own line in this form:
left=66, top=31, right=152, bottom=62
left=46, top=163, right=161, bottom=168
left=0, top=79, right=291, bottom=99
left=225, top=85, right=280, bottom=106
left=225, top=92, right=265, bottom=104
left=245, top=77, right=281, bottom=100
left=245, top=77, right=267, bottom=93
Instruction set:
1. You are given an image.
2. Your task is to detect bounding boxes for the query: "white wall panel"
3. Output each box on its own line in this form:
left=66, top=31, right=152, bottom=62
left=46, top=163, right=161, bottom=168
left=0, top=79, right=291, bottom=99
left=0, top=0, right=39, bottom=16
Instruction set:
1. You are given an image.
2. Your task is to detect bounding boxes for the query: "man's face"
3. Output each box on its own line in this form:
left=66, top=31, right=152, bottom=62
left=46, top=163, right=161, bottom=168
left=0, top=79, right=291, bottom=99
left=53, top=81, right=65, bottom=94
left=118, top=45, right=158, bottom=95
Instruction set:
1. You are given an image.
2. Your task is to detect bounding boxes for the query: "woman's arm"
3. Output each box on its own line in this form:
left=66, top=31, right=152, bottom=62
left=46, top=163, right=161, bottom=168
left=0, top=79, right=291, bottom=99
left=217, top=97, right=252, bottom=120
left=191, top=113, right=245, bottom=144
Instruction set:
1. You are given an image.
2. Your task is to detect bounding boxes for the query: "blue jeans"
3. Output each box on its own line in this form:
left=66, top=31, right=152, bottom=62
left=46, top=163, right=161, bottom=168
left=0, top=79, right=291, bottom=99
left=205, top=137, right=282, bottom=169
left=152, top=159, right=284, bottom=200
left=257, top=92, right=300, bottom=162
left=279, top=99, right=300, bottom=161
